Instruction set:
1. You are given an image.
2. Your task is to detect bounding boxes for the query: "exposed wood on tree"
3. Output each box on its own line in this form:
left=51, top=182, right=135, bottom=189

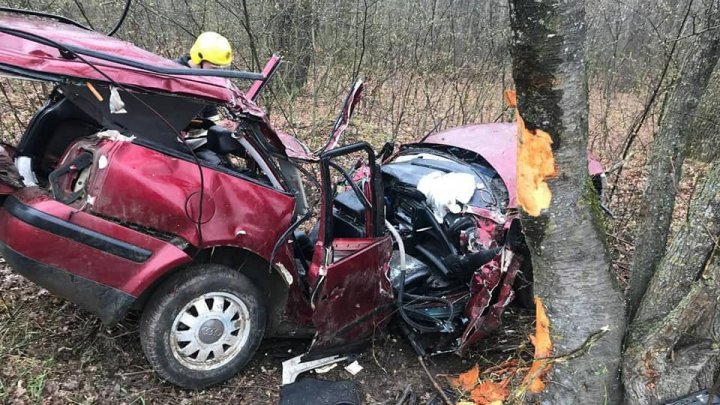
left=508, top=1, right=626, bottom=403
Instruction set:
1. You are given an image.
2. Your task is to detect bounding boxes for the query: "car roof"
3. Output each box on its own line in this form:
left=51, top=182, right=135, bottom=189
left=0, top=12, right=257, bottom=107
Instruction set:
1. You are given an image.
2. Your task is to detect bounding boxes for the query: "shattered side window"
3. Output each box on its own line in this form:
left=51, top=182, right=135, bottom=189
left=59, top=83, right=205, bottom=149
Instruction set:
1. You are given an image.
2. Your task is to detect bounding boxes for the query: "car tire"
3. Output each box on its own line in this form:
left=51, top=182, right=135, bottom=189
left=139, top=264, right=266, bottom=389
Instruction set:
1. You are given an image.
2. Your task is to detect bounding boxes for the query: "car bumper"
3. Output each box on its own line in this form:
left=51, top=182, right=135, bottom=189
left=0, top=189, right=192, bottom=324
left=0, top=240, right=134, bottom=324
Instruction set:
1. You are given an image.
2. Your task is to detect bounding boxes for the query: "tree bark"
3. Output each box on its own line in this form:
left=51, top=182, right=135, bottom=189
left=274, top=0, right=313, bottom=91
left=509, top=1, right=626, bottom=403
left=626, top=8, right=720, bottom=319
left=623, top=161, right=720, bottom=405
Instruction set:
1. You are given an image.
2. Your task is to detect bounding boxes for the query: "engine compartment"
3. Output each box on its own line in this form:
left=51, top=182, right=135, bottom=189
left=332, top=148, right=522, bottom=354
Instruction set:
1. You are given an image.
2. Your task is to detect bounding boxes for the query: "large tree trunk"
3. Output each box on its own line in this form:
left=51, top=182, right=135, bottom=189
left=509, top=1, right=626, bottom=403
left=626, top=9, right=720, bottom=318
left=621, top=8, right=720, bottom=403
left=623, top=160, right=720, bottom=405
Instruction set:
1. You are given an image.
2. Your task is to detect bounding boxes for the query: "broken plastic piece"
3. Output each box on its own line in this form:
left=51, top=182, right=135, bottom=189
left=281, top=354, right=348, bottom=385
left=109, top=86, right=127, bottom=114
left=95, top=129, right=135, bottom=142
left=313, top=363, right=337, bottom=374
left=344, top=360, right=363, bottom=375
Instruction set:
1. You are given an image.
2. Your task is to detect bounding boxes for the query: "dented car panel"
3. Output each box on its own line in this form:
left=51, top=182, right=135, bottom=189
left=0, top=13, right=245, bottom=104
left=307, top=142, right=394, bottom=349
left=82, top=141, right=296, bottom=254
left=458, top=248, right=520, bottom=353
left=376, top=144, right=521, bottom=354
left=0, top=188, right=193, bottom=322
left=310, top=235, right=394, bottom=348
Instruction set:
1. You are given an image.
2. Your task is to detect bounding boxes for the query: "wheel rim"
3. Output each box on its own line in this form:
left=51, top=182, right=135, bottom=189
left=170, top=292, right=251, bottom=371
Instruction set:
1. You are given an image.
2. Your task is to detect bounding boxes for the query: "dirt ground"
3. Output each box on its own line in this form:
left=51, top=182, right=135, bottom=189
left=0, top=259, right=534, bottom=404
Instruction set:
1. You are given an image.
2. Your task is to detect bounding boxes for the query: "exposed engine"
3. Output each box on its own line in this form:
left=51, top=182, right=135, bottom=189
left=336, top=147, right=521, bottom=355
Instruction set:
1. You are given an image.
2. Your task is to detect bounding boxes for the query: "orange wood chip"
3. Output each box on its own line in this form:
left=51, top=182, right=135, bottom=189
left=516, top=113, right=556, bottom=217
left=447, top=363, right=480, bottom=392
left=523, top=296, right=553, bottom=393
left=470, top=379, right=510, bottom=404
left=505, top=89, right=558, bottom=216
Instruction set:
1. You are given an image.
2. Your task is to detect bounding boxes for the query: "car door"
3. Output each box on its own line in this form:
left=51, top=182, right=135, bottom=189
left=307, top=142, right=395, bottom=349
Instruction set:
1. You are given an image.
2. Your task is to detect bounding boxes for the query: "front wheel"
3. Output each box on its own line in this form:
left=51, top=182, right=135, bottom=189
left=139, top=264, right=266, bottom=389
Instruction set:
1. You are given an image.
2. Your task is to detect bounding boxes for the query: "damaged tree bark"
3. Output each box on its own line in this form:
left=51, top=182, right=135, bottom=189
left=626, top=6, right=720, bottom=318
left=508, top=1, right=626, bottom=403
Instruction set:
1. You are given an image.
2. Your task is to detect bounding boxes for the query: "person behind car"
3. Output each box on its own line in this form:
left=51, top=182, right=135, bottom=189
left=176, top=32, right=234, bottom=153
left=176, top=32, right=233, bottom=123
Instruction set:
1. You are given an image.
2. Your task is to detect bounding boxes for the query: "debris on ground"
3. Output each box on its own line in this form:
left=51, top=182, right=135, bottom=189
left=279, top=378, right=361, bottom=405
left=345, top=361, right=363, bottom=376
left=440, top=297, right=552, bottom=404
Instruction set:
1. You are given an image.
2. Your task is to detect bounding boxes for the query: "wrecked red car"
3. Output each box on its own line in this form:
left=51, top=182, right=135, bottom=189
left=0, top=10, right=605, bottom=389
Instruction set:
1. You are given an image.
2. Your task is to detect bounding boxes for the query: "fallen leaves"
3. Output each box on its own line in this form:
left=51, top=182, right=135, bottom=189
left=446, top=297, right=553, bottom=404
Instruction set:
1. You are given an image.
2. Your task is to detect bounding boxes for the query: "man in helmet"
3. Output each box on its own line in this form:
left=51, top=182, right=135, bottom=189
left=176, top=32, right=234, bottom=123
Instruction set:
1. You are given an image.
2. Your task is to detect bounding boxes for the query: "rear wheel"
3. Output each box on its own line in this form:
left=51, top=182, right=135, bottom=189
left=139, top=264, right=266, bottom=389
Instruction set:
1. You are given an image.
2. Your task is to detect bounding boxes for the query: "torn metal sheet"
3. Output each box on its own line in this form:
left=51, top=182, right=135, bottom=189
left=282, top=354, right=348, bottom=385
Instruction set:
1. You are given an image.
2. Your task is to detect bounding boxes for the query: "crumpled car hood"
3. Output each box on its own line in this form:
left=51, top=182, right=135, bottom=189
left=420, top=122, right=605, bottom=208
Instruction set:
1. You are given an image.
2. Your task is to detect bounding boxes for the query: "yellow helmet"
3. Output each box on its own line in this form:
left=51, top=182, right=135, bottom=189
left=189, top=32, right=233, bottom=67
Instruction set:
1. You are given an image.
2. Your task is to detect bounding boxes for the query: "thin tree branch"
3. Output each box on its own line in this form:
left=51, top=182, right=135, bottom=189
left=609, top=0, right=695, bottom=199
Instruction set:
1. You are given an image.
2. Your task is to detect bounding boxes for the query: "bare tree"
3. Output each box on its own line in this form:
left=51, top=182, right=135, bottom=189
left=626, top=4, right=720, bottom=318
left=621, top=4, right=720, bottom=404
left=623, top=156, right=720, bottom=404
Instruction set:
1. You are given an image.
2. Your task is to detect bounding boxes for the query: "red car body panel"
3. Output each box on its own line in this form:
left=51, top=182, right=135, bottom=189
left=0, top=14, right=244, bottom=105
left=421, top=122, right=605, bottom=208
left=80, top=141, right=296, bottom=261
left=306, top=143, right=395, bottom=348
left=310, top=236, right=395, bottom=347
left=0, top=188, right=192, bottom=297
left=457, top=249, right=519, bottom=353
